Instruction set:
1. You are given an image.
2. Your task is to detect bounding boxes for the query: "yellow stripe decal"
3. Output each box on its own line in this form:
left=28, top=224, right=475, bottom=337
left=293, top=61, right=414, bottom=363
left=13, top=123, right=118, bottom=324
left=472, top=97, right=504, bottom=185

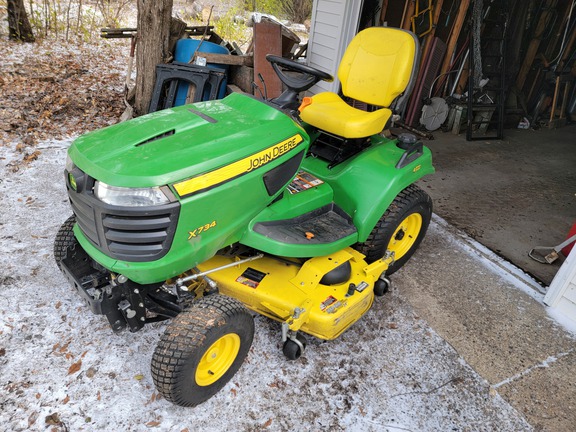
left=174, top=133, right=303, bottom=197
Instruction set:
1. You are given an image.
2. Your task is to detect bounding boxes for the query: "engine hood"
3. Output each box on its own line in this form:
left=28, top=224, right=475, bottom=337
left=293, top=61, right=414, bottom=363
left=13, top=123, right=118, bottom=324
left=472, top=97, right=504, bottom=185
left=68, top=93, right=308, bottom=188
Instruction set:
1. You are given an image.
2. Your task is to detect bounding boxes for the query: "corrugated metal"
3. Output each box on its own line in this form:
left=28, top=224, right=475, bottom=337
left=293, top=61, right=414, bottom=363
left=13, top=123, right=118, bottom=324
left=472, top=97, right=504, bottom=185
left=307, top=0, right=363, bottom=94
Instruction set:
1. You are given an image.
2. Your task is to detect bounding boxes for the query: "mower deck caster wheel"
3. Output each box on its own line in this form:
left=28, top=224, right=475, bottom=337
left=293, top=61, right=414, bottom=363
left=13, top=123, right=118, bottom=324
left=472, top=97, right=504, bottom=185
left=283, top=333, right=307, bottom=360
left=374, top=277, right=391, bottom=296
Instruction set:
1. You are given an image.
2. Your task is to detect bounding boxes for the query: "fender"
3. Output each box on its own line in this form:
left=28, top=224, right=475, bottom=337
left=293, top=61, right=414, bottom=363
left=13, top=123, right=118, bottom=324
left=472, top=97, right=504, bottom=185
left=301, top=134, right=434, bottom=241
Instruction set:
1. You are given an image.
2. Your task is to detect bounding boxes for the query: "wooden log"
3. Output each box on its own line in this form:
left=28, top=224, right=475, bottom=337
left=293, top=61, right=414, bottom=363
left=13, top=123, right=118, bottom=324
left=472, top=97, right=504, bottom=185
left=229, top=65, right=254, bottom=94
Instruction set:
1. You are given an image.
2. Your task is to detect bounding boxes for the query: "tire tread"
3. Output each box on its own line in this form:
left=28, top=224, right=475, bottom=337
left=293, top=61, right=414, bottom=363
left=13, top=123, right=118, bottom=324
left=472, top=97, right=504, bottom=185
left=356, top=184, right=432, bottom=274
left=54, top=215, right=77, bottom=270
left=151, top=295, right=253, bottom=407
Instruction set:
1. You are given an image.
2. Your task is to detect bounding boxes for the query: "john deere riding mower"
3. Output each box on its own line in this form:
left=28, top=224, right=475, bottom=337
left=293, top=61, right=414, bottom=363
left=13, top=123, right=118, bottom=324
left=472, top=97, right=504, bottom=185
left=54, top=27, right=434, bottom=406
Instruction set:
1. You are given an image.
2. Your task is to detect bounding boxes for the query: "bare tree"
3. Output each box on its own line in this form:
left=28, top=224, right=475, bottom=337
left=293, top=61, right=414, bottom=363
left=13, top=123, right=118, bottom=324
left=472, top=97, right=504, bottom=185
left=134, top=0, right=174, bottom=116
left=7, top=0, right=36, bottom=42
left=280, top=0, right=313, bottom=23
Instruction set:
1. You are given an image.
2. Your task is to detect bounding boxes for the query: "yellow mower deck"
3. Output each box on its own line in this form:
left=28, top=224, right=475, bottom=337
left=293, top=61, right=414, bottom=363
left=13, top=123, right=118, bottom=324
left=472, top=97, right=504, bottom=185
left=197, top=247, right=392, bottom=340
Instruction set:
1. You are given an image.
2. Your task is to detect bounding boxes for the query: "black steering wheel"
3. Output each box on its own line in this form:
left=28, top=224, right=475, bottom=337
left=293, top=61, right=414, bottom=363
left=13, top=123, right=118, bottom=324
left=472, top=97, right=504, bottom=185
left=266, top=55, right=334, bottom=94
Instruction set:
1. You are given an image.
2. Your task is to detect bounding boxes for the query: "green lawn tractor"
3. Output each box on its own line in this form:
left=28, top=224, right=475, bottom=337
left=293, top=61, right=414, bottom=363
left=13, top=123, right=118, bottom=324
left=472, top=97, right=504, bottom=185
left=54, top=27, right=434, bottom=407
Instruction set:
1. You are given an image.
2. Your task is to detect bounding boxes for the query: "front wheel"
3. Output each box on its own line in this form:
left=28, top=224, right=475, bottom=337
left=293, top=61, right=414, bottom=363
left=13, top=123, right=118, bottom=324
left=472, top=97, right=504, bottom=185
left=54, top=215, right=77, bottom=271
left=356, top=185, right=432, bottom=275
left=151, top=295, right=254, bottom=407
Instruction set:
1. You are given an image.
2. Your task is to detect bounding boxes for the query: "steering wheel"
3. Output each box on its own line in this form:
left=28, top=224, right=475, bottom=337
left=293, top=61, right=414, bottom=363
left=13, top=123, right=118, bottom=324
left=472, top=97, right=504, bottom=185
left=266, top=55, right=333, bottom=94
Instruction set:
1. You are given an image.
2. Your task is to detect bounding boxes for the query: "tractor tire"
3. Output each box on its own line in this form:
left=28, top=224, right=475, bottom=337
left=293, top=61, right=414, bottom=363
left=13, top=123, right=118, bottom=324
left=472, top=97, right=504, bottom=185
left=151, top=295, right=254, bottom=407
left=54, top=215, right=78, bottom=271
left=356, top=184, right=432, bottom=275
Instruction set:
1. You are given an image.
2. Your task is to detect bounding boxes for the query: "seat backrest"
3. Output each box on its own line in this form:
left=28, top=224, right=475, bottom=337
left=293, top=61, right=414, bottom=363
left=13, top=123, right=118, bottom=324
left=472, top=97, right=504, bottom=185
left=338, top=27, right=419, bottom=108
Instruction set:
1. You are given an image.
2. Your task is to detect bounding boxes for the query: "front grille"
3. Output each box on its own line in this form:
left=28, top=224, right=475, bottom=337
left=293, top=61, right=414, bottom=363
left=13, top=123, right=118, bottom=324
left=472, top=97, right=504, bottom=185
left=66, top=170, right=180, bottom=262
left=102, top=214, right=173, bottom=258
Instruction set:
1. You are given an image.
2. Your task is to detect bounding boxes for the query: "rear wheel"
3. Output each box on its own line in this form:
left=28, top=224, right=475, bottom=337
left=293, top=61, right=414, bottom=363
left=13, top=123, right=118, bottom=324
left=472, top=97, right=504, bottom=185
left=54, top=215, right=77, bottom=271
left=356, top=185, right=432, bottom=275
left=151, top=295, right=254, bottom=407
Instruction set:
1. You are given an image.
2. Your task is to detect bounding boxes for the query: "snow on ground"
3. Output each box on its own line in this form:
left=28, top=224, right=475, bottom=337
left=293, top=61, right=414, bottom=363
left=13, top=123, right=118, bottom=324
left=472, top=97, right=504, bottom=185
left=0, top=137, right=535, bottom=431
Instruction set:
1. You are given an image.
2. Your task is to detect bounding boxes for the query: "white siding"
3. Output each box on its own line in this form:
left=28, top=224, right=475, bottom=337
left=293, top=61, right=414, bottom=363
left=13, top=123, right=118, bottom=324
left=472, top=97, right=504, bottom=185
left=544, top=248, right=576, bottom=324
left=307, top=0, right=364, bottom=94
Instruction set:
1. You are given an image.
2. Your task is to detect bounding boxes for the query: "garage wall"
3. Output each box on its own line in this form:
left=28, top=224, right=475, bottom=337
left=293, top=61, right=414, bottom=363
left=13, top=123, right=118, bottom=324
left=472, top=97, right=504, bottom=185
left=306, top=0, right=364, bottom=94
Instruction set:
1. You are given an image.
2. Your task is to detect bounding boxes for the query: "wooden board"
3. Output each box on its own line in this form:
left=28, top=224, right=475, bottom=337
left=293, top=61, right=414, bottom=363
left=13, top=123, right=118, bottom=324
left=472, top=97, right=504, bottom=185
left=253, top=20, right=283, bottom=98
left=438, top=0, right=471, bottom=79
left=198, top=53, right=253, bottom=67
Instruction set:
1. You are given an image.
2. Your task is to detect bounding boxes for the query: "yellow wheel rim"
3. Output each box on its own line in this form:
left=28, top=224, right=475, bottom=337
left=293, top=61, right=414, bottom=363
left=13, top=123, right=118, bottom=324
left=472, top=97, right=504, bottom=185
left=388, top=213, right=423, bottom=260
left=195, top=333, right=241, bottom=387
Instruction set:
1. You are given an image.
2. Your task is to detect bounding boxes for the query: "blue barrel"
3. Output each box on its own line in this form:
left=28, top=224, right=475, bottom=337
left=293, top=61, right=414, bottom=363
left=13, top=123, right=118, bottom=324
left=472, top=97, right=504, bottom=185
left=173, top=39, right=230, bottom=104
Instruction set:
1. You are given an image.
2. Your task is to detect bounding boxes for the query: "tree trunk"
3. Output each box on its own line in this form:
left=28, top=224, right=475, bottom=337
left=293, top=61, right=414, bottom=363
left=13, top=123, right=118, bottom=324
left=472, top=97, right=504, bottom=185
left=7, top=0, right=36, bottom=42
left=134, top=0, right=174, bottom=116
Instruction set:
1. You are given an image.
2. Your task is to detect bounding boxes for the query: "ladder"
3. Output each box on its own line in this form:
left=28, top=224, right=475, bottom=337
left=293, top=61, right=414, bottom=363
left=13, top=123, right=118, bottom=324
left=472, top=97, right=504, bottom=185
left=467, top=0, right=509, bottom=140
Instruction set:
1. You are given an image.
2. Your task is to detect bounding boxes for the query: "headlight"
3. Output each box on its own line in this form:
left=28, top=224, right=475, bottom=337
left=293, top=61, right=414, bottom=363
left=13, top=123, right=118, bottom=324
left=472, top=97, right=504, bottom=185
left=65, top=155, right=75, bottom=172
left=94, top=181, right=170, bottom=207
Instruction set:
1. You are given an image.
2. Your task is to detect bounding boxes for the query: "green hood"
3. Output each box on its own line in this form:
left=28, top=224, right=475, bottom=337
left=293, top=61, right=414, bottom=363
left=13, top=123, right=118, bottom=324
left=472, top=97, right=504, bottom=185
left=69, top=93, right=306, bottom=188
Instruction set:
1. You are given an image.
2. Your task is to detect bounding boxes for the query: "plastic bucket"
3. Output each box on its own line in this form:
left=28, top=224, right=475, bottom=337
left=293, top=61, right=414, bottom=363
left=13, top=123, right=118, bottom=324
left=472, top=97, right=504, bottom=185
left=173, top=39, right=230, bottom=104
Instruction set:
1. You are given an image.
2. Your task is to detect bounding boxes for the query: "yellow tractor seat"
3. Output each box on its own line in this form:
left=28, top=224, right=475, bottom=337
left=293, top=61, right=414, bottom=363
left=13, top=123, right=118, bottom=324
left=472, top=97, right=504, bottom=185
left=300, top=27, right=419, bottom=139
left=299, top=93, right=392, bottom=138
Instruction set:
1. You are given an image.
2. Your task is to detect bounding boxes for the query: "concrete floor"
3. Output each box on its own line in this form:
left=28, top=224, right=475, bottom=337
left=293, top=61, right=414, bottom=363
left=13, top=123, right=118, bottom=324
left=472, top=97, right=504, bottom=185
left=396, top=123, right=576, bottom=430
left=416, top=123, right=576, bottom=286
left=399, top=219, right=576, bottom=432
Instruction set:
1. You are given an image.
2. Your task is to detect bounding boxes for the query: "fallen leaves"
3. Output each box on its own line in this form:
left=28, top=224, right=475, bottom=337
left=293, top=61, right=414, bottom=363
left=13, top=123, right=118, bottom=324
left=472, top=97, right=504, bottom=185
left=68, top=359, right=82, bottom=375
left=45, top=412, right=61, bottom=426
left=145, top=392, right=158, bottom=406
left=52, top=340, right=71, bottom=356
left=268, top=379, right=287, bottom=390
left=2, top=38, right=125, bottom=165
left=4, top=380, right=32, bottom=393
left=23, top=150, right=41, bottom=164
left=28, top=411, right=39, bottom=427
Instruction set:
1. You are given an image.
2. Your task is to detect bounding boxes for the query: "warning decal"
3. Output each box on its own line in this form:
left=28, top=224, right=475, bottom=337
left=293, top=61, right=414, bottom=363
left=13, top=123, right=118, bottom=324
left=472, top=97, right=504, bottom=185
left=320, top=295, right=337, bottom=311
left=288, top=171, right=324, bottom=194
left=236, top=267, right=267, bottom=288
